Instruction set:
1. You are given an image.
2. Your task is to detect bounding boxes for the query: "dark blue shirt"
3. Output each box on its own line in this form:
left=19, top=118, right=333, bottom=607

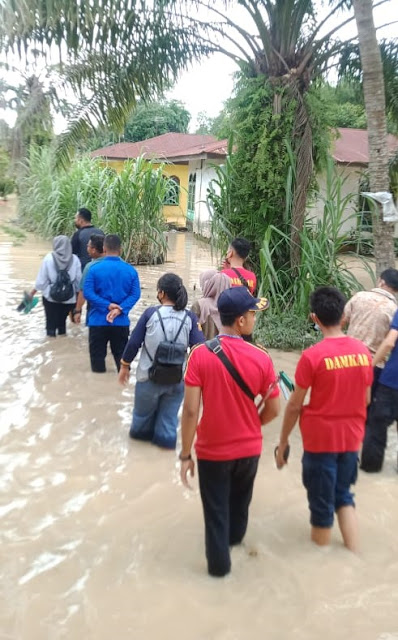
left=379, top=309, right=398, bottom=390
left=83, top=256, right=140, bottom=326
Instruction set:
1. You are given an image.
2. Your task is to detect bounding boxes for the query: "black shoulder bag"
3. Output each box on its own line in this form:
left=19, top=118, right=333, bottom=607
left=231, top=267, right=250, bottom=290
left=205, top=337, right=255, bottom=401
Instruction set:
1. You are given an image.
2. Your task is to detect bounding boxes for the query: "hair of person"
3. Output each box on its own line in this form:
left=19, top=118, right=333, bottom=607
left=219, top=311, right=238, bottom=326
left=77, top=207, right=92, bottom=222
left=89, top=233, right=104, bottom=253
left=230, top=237, right=251, bottom=260
left=310, top=286, right=347, bottom=327
left=380, top=268, right=398, bottom=292
left=104, top=234, right=121, bottom=253
left=157, top=273, right=188, bottom=311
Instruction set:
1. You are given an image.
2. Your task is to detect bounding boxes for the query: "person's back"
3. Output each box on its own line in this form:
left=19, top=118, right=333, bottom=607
left=84, top=254, right=140, bottom=327
left=344, top=269, right=398, bottom=354
left=187, top=337, right=277, bottom=460
left=71, top=207, right=104, bottom=269
left=277, top=286, right=373, bottom=553
left=221, top=237, right=257, bottom=294
left=83, top=234, right=140, bottom=373
left=181, top=286, right=279, bottom=576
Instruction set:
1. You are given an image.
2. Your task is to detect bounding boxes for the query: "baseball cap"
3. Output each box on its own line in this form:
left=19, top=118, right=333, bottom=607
left=217, top=286, right=269, bottom=316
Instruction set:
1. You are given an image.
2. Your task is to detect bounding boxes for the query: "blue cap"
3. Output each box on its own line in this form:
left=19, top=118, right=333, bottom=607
left=217, top=286, right=269, bottom=316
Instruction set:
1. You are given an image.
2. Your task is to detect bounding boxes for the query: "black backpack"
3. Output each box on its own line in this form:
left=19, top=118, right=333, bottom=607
left=146, top=309, right=189, bottom=385
left=49, top=254, right=74, bottom=302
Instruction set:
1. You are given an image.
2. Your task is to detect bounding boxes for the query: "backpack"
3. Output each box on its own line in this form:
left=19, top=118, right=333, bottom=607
left=146, top=309, right=189, bottom=385
left=49, top=254, right=74, bottom=302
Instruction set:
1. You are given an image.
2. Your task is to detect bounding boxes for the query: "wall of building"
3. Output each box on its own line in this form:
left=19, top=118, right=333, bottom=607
left=309, top=164, right=362, bottom=233
left=102, top=159, right=189, bottom=227
left=189, top=159, right=224, bottom=237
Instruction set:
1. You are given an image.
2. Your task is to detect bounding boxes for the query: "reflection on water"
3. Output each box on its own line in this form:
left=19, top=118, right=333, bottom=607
left=1, top=199, right=398, bottom=640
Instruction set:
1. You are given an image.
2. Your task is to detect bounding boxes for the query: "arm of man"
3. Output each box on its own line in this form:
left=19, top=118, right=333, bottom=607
left=187, top=310, right=205, bottom=346
left=276, top=385, right=308, bottom=468
left=118, top=308, right=156, bottom=386
left=118, top=270, right=141, bottom=316
left=83, top=267, right=111, bottom=311
left=71, top=230, right=80, bottom=255
left=180, top=385, right=202, bottom=489
left=259, top=395, right=280, bottom=425
left=373, top=328, right=398, bottom=367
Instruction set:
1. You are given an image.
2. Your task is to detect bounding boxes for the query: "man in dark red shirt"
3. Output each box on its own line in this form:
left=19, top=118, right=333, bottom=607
left=276, top=287, right=373, bottom=553
left=180, top=287, right=280, bottom=577
left=222, top=237, right=257, bottom=295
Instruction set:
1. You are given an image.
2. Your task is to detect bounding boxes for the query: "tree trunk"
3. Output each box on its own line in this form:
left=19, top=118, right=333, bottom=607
left=353, top=0, right=395, bottom=276
left=290, top=89, right=313, bottom=273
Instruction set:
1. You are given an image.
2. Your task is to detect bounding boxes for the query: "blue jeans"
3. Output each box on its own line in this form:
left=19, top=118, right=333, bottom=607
left=302, top=451, right=358, bottom=528
left=130, top=379, right=184, bottom=449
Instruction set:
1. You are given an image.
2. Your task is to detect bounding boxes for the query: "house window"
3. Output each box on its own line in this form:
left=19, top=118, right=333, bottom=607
left=164, top=175, right=180, bottom=206
left=188, top=173, right=196, bottom=213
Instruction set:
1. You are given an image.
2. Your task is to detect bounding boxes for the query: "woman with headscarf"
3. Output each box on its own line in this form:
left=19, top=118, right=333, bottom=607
left=29, top=235, right=81, bottom=337
left=191, top=269, right=231, bottom=340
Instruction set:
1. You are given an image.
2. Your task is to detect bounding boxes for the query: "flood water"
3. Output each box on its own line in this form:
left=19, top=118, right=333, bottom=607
left=1, top=197, right=398, bottom=640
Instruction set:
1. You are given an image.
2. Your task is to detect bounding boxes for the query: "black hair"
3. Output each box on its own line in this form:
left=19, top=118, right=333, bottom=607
left=219, top=312, right=236, bottom=326
left=77, top=207, right=92, bottom=222
left=310, top=286, right=347, bottom=327
left=157, top=273, right=188, bottom=311
left=230, top=237, right=251, bottom=260
left=89, top=234, right=104, bottom=253
left=381, top=268, right=398, bottom=292
left=104, top=234, right=121, bottom=252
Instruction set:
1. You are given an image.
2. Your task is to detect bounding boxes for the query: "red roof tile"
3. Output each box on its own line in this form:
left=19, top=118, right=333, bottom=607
left=90, top=128, right=398, bottom=165
left=332, top=127, right=398, bottom=164
left=90, top=132, right=222, bottom=160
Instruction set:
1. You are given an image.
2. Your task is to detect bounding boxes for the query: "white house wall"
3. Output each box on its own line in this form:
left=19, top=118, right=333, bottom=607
left=189, top=159, right=223, bottom=238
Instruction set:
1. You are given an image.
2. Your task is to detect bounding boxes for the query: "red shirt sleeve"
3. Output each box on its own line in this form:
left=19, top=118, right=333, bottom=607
left=184, top=345, right=203, bottom=387
left=295, top=352, right=313, bottom=390
left=262, top=356, right=280, bottom=398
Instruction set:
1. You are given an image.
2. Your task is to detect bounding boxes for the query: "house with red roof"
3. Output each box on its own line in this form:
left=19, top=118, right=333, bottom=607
left=92, top=128, right=398, bottom=236
left=311, top=128, right=398, bottom=232
left=91, top=132, right=228, bottom=232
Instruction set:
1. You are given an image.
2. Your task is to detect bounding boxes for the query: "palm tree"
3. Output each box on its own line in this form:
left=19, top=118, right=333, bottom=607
left=352, top=0, right=395, bottom=274
left=0, top=0, right=206, bottom=165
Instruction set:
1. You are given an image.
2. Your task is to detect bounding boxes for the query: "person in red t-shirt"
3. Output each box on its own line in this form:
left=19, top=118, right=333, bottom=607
left=221, top=237, right=257, bottom=295
left=276, top=287, right=373, bottom=553
left=180, top=286, right=280, bottom=577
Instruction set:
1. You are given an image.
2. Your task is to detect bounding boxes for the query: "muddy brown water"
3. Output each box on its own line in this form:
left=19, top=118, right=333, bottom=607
left=1, top=198, right=398, bottom=640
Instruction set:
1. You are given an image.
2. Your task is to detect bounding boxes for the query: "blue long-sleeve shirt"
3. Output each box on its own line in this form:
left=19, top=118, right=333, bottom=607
left=83, top=256, right=141, bottom=326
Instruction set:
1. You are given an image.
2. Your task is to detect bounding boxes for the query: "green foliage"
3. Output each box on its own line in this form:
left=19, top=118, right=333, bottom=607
left=124, top=100, right=190, bottom=142
left=18, top=146, right=168, bottom=264
left=315, top=80, right=366, bottom=129
left=0, top=145, right=14, bottom=198
left=259, top=157, right=373, bottom=318
left=0, top=0, right=207, bottom=165
left=195, top=107, right=232, bottom=139
left=206, top=75, right=331, bottom=273
left=254, top=310, right=321, bottom=351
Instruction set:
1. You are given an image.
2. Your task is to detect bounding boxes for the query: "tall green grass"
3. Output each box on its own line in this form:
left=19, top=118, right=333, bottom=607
left=259, top=157, right=374, bottom=317
left=18, top=146, right=168, bottom=263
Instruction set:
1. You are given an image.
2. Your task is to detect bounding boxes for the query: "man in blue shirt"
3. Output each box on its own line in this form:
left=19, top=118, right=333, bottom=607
left=361, top=308, right=398, bottom=472
left=84, top=234, right=141, bottom=373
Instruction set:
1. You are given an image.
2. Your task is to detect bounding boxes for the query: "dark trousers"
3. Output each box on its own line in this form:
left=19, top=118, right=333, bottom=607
left=89, top=325, right=129, bottom=373
left=360, top=383, right=398, bottom=472
left=197, top=456, right=259, bottom=577
left=43, top=297, right=74, bottom=336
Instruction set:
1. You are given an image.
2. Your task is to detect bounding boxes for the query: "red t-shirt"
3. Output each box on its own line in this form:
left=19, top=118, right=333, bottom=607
left=295, top=337, right=373, bottom=453
left=222, top=267, right=257, bottom=294
left=184, top=336, right=279, bottom=461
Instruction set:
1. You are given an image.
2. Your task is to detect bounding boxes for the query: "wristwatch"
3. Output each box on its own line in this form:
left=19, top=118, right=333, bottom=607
left=179, top=452, right=192, bottom=461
